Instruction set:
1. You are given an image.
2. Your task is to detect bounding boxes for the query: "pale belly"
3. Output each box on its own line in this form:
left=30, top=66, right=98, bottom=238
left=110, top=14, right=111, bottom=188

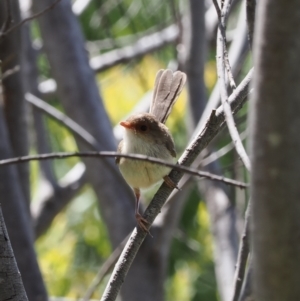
left=118, top=129, right=175, bottom=189
left=119, top=158, right=172, bottom=189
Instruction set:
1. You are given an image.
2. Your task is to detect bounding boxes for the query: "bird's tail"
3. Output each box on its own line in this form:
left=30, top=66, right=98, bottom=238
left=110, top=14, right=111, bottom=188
left=149, top=69, right=186, bottom=124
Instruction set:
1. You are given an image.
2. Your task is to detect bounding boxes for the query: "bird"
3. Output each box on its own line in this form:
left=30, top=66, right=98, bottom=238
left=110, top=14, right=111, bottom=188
left=116, top=69, right=186, bottom=232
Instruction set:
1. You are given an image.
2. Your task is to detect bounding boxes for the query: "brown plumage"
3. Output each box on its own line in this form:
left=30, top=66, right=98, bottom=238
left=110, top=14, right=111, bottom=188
left=117, top=69, right=186, bottom=233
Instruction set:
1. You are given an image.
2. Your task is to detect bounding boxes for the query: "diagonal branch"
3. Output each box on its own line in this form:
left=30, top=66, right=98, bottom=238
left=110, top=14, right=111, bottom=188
left=90, top=24, right=179, bottom=72
left=231, top=201, right=251, bottom=301
left=0, top=205, right=28, bottom=300
left=246, top=0, right=256, bottom=49
left=26, top=93, right=100, bottom=150
left=213, top=1, right=251, bottom=171
left=100, top=67, right=253, bottom=301
left=0, top=0, right=62, bottom=38
left=212, top=0, right=236, bottom=90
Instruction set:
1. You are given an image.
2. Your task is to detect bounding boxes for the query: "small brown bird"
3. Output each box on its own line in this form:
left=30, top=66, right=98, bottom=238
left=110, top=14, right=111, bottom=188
left=116, top=69, right=186, bottom=232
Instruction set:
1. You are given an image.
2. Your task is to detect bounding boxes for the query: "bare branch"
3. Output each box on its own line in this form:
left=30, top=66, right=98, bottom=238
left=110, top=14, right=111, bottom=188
left=212, top=0, right=237, bottom=90
left=26, top=93, right=100, bottom=150
left=32, top=163, right=87, bottom=238
left=231, top=202, right=251, bottom=301
left=0, top=0, right=62, bottom=37
left=0, top=65, right=20, bottom=80
left=246, top=0, right=256, bottom=49
left=90, top=24, right=179, bottom=72
left=0, top=205, right=28, bottom=300
left=0, top=151, right=248, bottom=189
left=216, top=32, right=251, bottom=171
left=201, top=130, right=248, bottom=167
left=100, top=68, right=253, bottom=301
left=214, top=1, right=251, bottom=171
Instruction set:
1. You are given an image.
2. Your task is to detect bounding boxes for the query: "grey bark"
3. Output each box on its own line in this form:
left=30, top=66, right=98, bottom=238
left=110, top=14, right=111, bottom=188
left=0, top=0, right=30, bottom=209
left=0, top=206, right=28, bottom=301
left=0, top=105, right=47, bottom=300
left=183, top=1, right=239, bottom=300
left=250, top=0, right=300, bottom=300
left=0, top=2, right=48, bottom=300
left=238, top=264, right=253, bottom=301
left=32, top=163, right=87, bottom=239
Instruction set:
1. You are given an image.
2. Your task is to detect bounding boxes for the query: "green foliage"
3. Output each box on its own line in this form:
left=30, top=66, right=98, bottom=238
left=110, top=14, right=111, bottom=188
left=37, top=186, right=111, bottom=298
left=166, top=188, right=218, bottom=301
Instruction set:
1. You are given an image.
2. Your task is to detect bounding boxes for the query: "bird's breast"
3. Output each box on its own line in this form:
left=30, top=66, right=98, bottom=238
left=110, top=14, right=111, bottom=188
left=118, top=133, right=174, bottom=189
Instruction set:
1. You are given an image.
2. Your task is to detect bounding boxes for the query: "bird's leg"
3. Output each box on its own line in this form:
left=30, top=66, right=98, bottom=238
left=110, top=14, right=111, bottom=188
left=163, top=175, right=180, bottom=190
left=133, top=188, right=150, bottom=234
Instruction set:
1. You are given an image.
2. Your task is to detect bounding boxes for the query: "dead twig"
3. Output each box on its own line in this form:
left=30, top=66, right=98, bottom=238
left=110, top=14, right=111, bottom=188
left=0, top=0, right=62, bottom=38
left=0, top=151, right=248, bottom=189
left=212, top=0, right=236, bottom=90
left=213, top=0, right=251, bottom=171
left=231, top=201, right=251, bottom=301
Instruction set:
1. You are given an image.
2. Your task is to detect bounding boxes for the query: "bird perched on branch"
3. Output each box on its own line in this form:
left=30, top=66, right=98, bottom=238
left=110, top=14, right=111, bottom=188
left=116, top=69, right=186, bottom=232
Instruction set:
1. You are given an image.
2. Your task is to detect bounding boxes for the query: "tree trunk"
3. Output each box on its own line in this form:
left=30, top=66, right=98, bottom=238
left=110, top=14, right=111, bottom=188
left=250, top=0, right=300, bottom=300
left=0, top=0, right=30, bottom=210
left=0, top=206, right=28, bottom=301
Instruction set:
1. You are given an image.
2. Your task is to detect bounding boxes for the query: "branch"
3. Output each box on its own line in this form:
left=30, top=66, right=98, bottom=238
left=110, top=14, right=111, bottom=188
left=0, top=205, right=28, bottom=300
left=0, top=0, right=62, bottom=38
left=26, top=93, right=100, bottom=150
left=201, top=130, right=248, bottom=167
left=212, top=0, right=236, bottom=90
left=100, top=68, right=253, bottom=301
left=231, top=201, right=251, bottom=301
left=214, top=1, right=251, bottom=172
left=0, top=151, right=248, bottom=189
left=32, top=162, right=87, bottom=239
left=246, top=0, right=256, bottom=49
left=90, top=24, right=179, bottom=72
left=0, top=65, right=19, bottom=80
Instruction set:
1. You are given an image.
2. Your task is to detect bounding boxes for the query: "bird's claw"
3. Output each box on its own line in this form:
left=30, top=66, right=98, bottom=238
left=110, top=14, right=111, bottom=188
left=136, top=213, right=152, bottom=237
left=163, top=176, right=181, bottom=191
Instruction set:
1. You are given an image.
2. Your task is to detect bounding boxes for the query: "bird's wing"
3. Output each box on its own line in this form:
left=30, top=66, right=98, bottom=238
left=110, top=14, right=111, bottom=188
left=150, top=69, right=186, bottom=124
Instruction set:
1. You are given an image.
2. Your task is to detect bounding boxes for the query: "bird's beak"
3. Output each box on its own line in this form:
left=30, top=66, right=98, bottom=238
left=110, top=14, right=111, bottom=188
left=120, top=121, right=133, bottom=129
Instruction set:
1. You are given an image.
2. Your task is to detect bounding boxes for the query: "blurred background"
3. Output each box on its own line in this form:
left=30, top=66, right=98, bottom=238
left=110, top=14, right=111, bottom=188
left=0, top=0, right=252, bottom=300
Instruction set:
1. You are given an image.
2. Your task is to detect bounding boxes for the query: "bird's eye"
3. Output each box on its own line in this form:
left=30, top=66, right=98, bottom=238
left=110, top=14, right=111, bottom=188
left=140, top=125, right=148, bottom=131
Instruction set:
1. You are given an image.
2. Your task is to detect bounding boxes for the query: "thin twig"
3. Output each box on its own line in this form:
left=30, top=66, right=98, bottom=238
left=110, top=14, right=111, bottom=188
left=231, top=201, right=251, bottom=301
left=0, top=151, right=248, bottom=189
left=212, top=0, right=236, bottom=90
left=246, top=0, right=256, bottom=49
left=201, top=130, right=248, bottom=167
left=1, top=0, right=13, bottom=33
left=1, top=65, right=20, bottom=80
left=0, top=0, right=62, bottom=37
left=100, top=68, right=253, bottom=301
left=214, top=0, right=251, bottom=172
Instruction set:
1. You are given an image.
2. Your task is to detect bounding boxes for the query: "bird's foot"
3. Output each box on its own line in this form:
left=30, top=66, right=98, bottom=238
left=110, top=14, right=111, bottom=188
left=135, top=213, right=152, bottom=236
left=163, top=176, right=181, bottom=190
